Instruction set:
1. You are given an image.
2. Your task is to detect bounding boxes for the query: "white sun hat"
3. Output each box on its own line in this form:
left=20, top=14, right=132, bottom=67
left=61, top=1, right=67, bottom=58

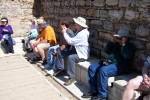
left=73, top=17, right=88, bottom=28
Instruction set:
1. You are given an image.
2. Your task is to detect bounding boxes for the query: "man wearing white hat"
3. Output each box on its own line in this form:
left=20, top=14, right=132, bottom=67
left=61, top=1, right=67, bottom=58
left=61, top=17, right=90, bottom=85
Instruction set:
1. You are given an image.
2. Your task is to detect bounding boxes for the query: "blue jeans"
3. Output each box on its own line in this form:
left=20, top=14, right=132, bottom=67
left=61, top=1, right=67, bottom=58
left=67, top=54, right=80, bottom=78
left=1, top=37, right=14, bottom=53
left=88, top=63, right=120, bottom=98
left=24, top=36, right=35, bottom=49
left=47, top=45, right=59, bottom=69
left=54, top=48, right=73, bottom=71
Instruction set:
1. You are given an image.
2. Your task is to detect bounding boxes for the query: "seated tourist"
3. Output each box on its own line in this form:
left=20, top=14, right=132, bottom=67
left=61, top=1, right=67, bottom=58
left=122, top=55, right=150, bottom=100
left=61, top=17, right=90, bottom=86
left=23, top=18, right=39, bottom=52
left=30, top=19, right=57, bottom=64
left=82, top=29, right=136, bottom=100
left=0, top=17, right=14, bottom=54
left=44, top=21, right=74, bottom=76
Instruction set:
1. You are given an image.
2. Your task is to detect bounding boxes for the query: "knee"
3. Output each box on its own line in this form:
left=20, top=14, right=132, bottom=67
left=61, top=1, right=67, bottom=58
left=126, top=80, right=138, bottom=89
left=99, top=67, right=107, bottom=75
left=88, top=63, right=100, bottom=73
left=37, top=44, right=42, bottom=49
left=68, top=55, right=74, bottom=61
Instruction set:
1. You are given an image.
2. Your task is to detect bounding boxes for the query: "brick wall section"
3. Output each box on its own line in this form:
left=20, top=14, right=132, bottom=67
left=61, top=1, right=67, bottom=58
left=38, top=0, right=150, bottom=72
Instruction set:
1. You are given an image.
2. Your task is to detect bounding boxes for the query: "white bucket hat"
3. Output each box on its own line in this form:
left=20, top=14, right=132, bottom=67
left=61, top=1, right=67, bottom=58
left=73, top=17, right=88, bottom=28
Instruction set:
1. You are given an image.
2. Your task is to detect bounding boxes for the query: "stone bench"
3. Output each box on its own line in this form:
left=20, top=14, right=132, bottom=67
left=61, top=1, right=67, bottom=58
left=74, top=56, right=142, bottom=100
left=35, top=55, right=145, bottom=100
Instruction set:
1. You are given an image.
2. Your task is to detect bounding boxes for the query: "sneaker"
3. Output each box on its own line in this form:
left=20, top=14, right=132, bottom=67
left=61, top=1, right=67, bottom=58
left=53, top=70, right=66, bottom=77
left=64, top=77, right=75, bottom=86
left=82, top=91, right=97, bottom=98
left=47, top=69, right=54, bottom=75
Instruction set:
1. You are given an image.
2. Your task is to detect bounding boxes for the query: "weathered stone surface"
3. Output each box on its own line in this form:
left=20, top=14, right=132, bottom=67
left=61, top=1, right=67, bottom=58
left=106, top=0, right=118, bottom=6
left=119, top=0, right=130, bottom=7
left=64, top=1, right=69, bottom=6
left=132, top=40, right=145, bottom=50
left=69, top=8, right=78, bottom=16
left=86, top=0, right=92, bottom=6
left=136, top=0, right=150, bottom=7
left=103, top=21, right=113, bottom=31
left=87, top=9, right=97, bottom=17
left=92, top=0, right=105, bottom=7
left=140, top=12, right=150, bottom=21
left=146, top=43, right=150, bottom=51
left=135, top=26, right=149, bottom=37
left=90, top=20, right=103, bottom=26
left=125, top=10, right=139, bottom=20
left=78, top=8, right=87, bottom=16
left=70, top=0, right=76, bottom=6
left=76, top=0, right=85, bottom=6
left=55, top=1, right=60, bottom=6
left=109, top=10, right=123, bottom=20
left=99, top=10, right=109, bottom=18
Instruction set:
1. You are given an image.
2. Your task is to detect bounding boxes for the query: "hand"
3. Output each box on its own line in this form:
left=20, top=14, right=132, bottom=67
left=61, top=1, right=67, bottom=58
left=141, top=80, right=150, bottom=88
left=143, top=74, right=150, bottom=82
left=3, top=29, right=8, bottom=32
left=53, top=50, right=57, bottom=55
left=121, top=37, right=127, bottom=46
left=61, top=25, right=67, bottom=34
left=141, top=74, right=150, bottom=88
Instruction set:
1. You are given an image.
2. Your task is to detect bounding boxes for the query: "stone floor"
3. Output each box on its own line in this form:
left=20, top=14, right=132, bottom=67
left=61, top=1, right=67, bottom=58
left=0, top=38, right=69, bottom=100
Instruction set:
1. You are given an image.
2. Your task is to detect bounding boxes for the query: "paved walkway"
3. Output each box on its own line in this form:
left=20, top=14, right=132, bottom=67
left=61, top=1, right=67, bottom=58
left=0, top=38, right=68, bottom=100
left=0, top=55, right=68, bottom=100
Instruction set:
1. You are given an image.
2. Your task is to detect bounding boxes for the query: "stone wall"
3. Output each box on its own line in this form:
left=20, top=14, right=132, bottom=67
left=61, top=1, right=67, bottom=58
left=0, top=0, right=149, bottom=72
left=0, top=0, right=35, bottom=37
left=38, top=0, right=150, bottom=72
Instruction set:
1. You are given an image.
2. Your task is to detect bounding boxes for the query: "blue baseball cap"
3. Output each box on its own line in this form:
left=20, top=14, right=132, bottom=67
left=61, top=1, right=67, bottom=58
left=114, top=29, right=129, bottom=37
